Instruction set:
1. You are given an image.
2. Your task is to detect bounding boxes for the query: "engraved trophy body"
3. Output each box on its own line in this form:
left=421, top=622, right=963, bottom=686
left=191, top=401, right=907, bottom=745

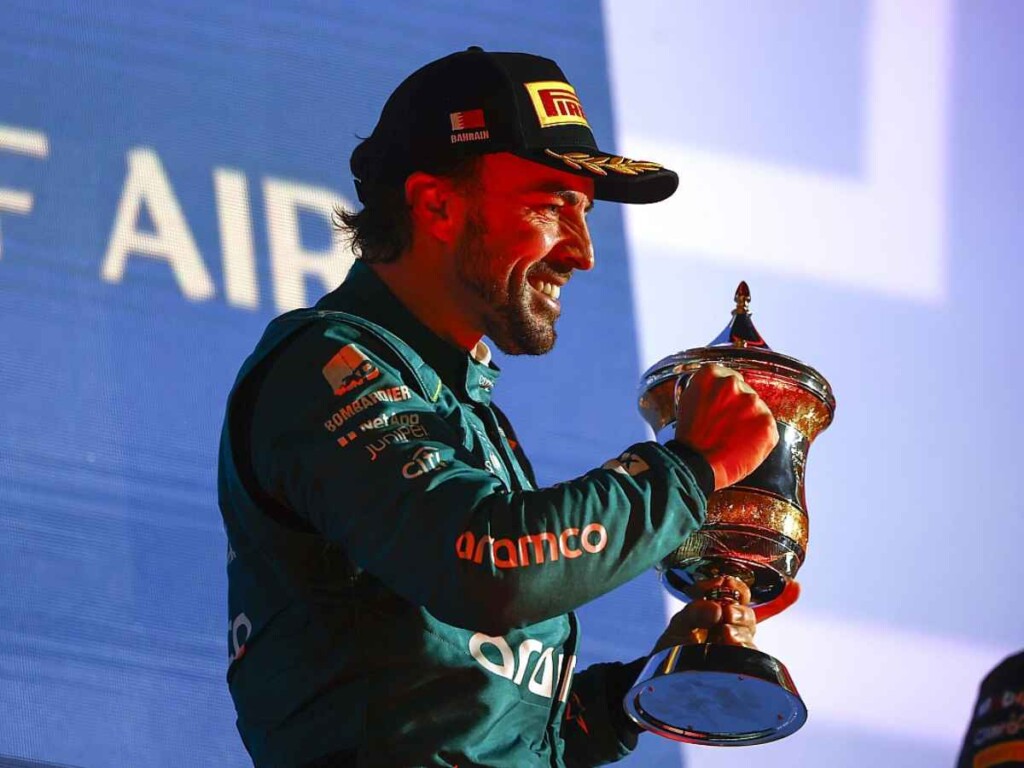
left=624, top=283, right=835, bottom=746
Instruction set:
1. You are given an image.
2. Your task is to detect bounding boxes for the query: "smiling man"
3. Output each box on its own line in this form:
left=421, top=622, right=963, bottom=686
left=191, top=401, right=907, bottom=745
left=218, top=48, right=778, bottom=767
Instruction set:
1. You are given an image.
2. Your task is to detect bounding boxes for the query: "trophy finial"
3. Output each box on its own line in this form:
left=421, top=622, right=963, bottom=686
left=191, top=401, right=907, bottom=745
left=708, top=280, right=769, bottom=349
left=734, top=281, right=751, bottom=315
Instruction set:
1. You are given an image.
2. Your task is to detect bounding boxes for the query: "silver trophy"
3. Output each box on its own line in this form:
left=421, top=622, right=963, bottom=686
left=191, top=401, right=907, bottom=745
left=624, top=282, right=835, bottom=746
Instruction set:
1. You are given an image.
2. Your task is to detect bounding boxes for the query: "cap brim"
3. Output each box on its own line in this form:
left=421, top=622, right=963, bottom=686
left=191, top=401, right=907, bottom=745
left=519, top=147, right=679, bottom=204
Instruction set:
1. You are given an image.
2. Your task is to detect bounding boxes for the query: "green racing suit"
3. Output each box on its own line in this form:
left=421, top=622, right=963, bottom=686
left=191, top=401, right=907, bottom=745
left=218, top=261, right=714, bottom=767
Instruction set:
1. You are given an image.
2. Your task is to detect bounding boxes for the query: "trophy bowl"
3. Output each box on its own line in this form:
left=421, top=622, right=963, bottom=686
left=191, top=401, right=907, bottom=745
left=624, top=282, right=835, bottom=746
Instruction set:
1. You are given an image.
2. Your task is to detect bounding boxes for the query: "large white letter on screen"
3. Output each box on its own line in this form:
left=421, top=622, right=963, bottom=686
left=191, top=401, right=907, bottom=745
left=264, top=178, right=355, bottom=313
left=214, top=167, right=259, bottom=310
left=101, top=148, right=215, bottom=302
left=0, top=125, right=50, bottom=261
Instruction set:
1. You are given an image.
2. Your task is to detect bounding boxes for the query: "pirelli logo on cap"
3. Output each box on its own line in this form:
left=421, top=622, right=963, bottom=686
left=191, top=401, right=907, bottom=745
left=524, top=81, right=590, bottom=129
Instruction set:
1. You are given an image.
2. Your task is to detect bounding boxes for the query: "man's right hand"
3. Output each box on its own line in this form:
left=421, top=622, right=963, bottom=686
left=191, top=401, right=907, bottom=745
left=674, top=364, right=779, bottom=490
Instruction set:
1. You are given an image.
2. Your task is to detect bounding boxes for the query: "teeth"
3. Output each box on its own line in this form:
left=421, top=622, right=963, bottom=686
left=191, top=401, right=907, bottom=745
left=534, top=281, right=561, bottom=300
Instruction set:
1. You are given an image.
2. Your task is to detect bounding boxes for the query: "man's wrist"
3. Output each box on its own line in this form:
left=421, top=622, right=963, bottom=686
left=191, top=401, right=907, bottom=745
left=663, top=439, right=716, bottom=497
left=606, top=656, right=650, bottom=738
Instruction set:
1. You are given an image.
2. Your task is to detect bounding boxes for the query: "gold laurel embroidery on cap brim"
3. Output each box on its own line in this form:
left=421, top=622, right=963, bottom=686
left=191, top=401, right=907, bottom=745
left=544, top=149, right=662, bottom=177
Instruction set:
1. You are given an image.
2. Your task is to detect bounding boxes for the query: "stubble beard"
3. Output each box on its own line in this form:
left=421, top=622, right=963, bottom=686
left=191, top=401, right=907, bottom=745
left=453, top=212, right=559, bottom=356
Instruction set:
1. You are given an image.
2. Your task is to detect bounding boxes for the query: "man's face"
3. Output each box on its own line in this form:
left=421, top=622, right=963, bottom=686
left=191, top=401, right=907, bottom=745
left=452, top=152, right=595, bottom=356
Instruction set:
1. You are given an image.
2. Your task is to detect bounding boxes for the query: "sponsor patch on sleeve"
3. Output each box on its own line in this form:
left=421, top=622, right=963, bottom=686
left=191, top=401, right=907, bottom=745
left=364, top=421, right=430, bottom=461
left=322, top=345, right=380, bottom=396
left=401, top=446, right=447, bottom=479
left=323, top=385, right=413, bottom=433
left=455, top=523, right=608, bottom=569
left=602, top=451, right=650, bottom=477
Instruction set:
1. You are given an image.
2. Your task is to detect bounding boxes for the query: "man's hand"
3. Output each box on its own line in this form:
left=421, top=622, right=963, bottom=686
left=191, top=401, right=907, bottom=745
left=674, top=364, right=779, bottom=490
left=651, top=576, right=757, bottom=655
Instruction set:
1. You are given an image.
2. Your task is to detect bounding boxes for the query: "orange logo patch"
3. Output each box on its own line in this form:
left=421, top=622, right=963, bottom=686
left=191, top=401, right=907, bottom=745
left=973, top=741, right=1024, bottom=768
left=524, top=81, right=590, bottom=129
left=322, top=345, right=380, bottom=396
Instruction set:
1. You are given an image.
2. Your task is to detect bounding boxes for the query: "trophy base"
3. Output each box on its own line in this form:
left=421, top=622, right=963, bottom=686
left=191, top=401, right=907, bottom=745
left=624, top=643, right=807, bottom=746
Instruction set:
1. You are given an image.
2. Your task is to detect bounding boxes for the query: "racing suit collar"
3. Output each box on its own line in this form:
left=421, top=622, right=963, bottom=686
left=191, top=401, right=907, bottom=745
left=317, top=260, right=502, bottom=405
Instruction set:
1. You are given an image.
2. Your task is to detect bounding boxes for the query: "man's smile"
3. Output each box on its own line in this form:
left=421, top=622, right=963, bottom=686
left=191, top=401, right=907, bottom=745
left=528, top=277, right=562, bottom=302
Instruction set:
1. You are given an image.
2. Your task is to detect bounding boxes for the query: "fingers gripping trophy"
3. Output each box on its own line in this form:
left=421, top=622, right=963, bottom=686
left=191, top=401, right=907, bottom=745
left=624, top=282, right=835, bottom=746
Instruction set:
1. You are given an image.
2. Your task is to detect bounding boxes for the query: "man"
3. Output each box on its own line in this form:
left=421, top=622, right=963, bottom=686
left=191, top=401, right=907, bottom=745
left=956, top=651, right=1024, bottom=767
left=218, top=47, right=778, bottom=767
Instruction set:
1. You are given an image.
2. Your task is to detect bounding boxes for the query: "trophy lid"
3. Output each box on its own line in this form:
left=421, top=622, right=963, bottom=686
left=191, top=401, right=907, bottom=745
left=638, top=281, right=836, bottom=432
left=708, top=281, right=770, bottom=349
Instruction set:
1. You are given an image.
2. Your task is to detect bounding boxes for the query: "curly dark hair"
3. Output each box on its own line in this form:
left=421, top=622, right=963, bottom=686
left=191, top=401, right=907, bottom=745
left=334, top=153, right=482, bottom=264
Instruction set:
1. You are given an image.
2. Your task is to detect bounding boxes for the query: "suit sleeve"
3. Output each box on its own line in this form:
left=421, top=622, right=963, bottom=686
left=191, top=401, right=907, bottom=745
left=251, top=324, right=712, bottom=635
left=560, top=658, right=648, bottom=767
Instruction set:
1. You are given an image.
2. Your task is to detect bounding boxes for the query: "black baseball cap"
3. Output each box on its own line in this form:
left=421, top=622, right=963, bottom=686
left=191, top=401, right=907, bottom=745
left=350, top=46, right=678, bottom=205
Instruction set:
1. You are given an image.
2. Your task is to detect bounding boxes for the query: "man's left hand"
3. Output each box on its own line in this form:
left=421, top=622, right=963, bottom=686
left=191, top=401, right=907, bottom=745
left=650, top=576, right=757, bottom=655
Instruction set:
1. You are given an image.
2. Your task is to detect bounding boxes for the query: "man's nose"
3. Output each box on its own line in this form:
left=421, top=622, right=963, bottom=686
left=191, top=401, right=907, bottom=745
left=561, top=209, right=595, bottom=271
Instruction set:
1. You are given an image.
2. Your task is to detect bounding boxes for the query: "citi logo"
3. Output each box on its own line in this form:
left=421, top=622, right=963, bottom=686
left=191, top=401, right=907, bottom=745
left=469, top=632, right=577, bottom=701
left=401, top=446, right=446, bottom=479
left=455, top=523, right=608, bottom=569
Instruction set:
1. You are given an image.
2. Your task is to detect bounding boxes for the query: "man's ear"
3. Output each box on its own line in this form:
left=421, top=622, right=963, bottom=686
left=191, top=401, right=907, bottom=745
left=405, top=172, right=464, bottom=244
